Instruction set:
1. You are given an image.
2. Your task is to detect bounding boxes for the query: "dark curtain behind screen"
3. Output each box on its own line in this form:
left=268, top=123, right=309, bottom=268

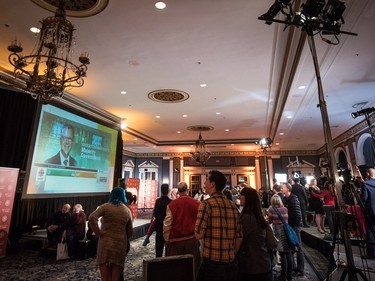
left=0, top=88, right=38, bottom=168
left=0, top=88, right=118, bottom=253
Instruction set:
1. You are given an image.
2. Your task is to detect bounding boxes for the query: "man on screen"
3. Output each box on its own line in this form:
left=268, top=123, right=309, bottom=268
left=45, top=124, right=77, bottom=167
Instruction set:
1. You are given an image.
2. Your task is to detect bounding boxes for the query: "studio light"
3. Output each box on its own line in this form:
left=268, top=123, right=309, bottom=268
left=191, top=132, right=211, bottom=165
left=351, top=107, right=375, bottom=119
left=259, top=0, right=354, bottom=39
left=7, top=1, right=89, bottom=104
left=259, top=137, right=273, bottom=149
left=259, top=0, right=293, bottom=25
left=301, top=0, right=325, bottom=18
left=321, top=0, right=346, bottom=34
left=325, top=0, right=346, bottom=22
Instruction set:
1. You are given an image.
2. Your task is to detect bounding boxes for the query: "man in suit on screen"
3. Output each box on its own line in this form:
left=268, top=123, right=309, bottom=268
left=45, top=124, right=77, bottom=167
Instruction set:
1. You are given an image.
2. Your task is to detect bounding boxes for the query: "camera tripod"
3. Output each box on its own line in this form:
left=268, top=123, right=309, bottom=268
left=334, top=212, right=369, bottom=281
left=326, top=180, right=375, bottom=281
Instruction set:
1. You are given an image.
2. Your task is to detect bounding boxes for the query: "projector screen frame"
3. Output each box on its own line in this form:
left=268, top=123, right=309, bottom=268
left=22, top=101, right=121, bottom=199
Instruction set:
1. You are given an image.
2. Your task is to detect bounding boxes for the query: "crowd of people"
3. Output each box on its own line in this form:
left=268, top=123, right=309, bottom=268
left=141, top=171, right=307, bottom=281
left=43, top=167, right=375, bottom=281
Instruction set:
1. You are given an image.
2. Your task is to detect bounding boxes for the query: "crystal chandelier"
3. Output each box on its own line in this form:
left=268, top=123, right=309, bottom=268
left=7, top=1, right=89, bottom=104
left=191, top=132, right=211, bottom=165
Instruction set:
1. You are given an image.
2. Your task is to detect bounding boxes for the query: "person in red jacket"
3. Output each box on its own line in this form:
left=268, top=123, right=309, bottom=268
left=311, top=181, right=336, bottom=234
left=163, top=181, right=200, bottom=275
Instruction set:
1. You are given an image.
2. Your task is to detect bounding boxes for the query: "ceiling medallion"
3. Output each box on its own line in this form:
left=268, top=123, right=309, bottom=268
left=31, top=0, right=109, bottom=17
left=148, top=89, right=189, bottom=103
left=187, top=125, right=214, bottom=132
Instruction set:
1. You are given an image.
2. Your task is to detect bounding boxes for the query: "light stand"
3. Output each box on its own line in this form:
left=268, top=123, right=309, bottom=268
left=306, top=35, right=368, bottom=281
left=258, top=1, right=361, bottom=279
left=260, top=137, right=272, bottom=192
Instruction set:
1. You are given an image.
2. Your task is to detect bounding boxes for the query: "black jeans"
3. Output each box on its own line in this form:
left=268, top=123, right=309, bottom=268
left=66, top=230, right=84, bottom=259
left=280, top=251, right=293, bottom=280
left=155, top=232, right=166, bottom=257
left=197, top=258, right=238, bottom=281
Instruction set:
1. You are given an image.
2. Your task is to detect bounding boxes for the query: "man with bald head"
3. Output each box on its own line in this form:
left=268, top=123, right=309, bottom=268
left=163, top=181, right=200, bottom=275
left=362, top=168, right=375, bottom=259
left=45, top=204, right=71, bottom=249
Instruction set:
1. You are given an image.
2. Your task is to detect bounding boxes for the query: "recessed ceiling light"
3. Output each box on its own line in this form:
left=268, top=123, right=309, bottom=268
left=177, top=131, right=181, bottom=134
left=182, top=114, right=188, bottom=118
left=298, top=85, right=306, bottom=90
left=280, top=132, right=284, bottom=135
left=200, top=84, right=207, bottom=87
left=30, top=27, right=40, bottom=33
left=155, top=115, right=161, bottom=118
left=120, top=91, right=127, bottom=95
left=155, top=2, right=166, bottom=9
left=216, top=112, right=221, bottom=115
left=225, top=129, right=230, bottom=132
left=286, top=115, right=293, bottom=119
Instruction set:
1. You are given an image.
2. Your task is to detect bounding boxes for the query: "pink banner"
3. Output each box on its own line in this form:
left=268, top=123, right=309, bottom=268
left=126, top=178, right=140, bottom=219
left=0, top=167, right=19, bottom=258
left=138, top=180, right=158, bottom=209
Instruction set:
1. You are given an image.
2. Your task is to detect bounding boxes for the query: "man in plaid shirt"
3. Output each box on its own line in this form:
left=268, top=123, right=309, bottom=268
left=195, top=170, right=242, bottom=281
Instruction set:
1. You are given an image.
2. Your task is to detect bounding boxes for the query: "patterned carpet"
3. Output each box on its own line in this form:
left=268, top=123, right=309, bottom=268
left=0, top=234, right=322, bottom=281
left=0, top=235, right=155, bottom=281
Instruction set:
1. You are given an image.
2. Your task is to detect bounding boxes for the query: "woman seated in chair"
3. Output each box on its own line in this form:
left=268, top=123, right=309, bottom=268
left=65, top=204, right=86, bottom=259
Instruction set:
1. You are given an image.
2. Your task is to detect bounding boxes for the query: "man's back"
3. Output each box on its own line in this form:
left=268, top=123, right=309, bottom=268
left=195, top=193, right=241, bottom=262
left=284, top=194, right=303, bottom=227
left=154, top=196, right=172, bottom=233
left=167, top=196, right=199, bottom=240
left=291, top=183, right=308, bottom=206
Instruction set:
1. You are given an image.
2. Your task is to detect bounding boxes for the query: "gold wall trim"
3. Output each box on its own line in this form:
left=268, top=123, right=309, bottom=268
left=123, top=149, right=319, bottom=158
left=317, top=114, right=375, bottom=155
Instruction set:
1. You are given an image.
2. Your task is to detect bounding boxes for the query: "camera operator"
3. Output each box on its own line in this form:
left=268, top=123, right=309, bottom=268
left=360, top=168, right=375, bottom=259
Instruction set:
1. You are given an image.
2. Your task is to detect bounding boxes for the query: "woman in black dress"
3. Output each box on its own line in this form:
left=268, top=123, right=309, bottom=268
left=308, top=179, right=326, bottom=233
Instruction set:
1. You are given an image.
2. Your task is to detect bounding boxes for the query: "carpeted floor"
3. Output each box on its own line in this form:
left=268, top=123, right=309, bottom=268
left=1, top=233, right=323, bottom=281
left=0, top=235, right=154, bottom=281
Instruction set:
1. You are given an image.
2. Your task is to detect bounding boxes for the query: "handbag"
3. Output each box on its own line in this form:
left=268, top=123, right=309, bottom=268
left=273, top=207, right=300, bottom=247
left=265, top=223, right=279, bottom=250
left=56, top=238, right=70, bottom=260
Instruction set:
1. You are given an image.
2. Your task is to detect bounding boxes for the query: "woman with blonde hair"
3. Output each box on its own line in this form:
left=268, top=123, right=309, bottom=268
left=267, top=194, right=294, bottom=281
left=308, top=178, right=326, bottom=233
